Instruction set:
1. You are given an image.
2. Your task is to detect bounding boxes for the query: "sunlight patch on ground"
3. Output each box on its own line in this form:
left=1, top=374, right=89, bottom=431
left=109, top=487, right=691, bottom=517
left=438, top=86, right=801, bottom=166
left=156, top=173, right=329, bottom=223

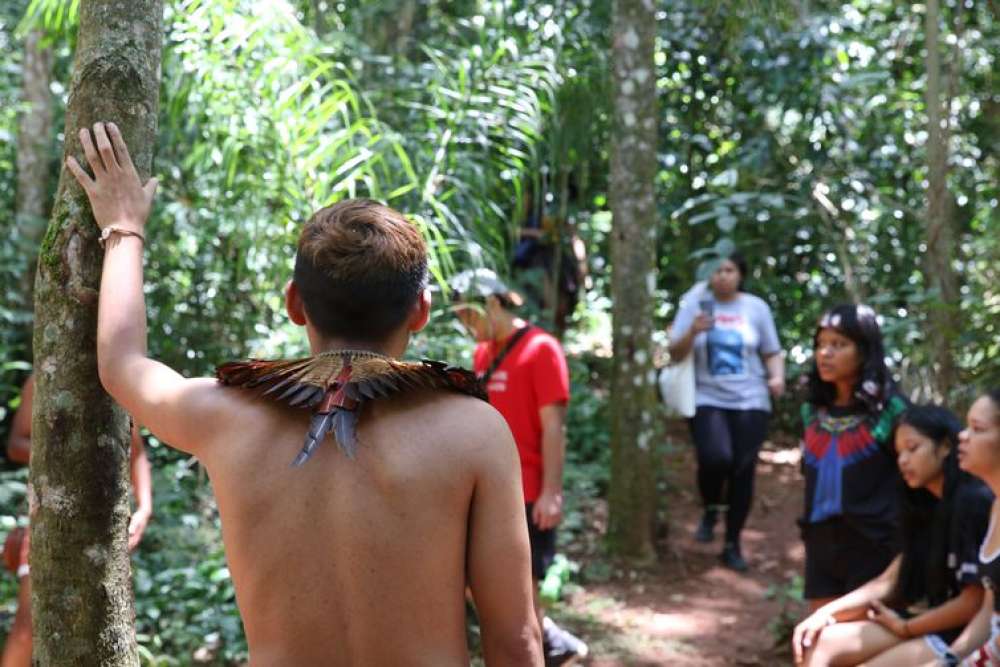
left=646, top=610, right=707, bottom=635
left=759, top=447, right=802, bottom=466
left=553, top=593, right=704, bottom=664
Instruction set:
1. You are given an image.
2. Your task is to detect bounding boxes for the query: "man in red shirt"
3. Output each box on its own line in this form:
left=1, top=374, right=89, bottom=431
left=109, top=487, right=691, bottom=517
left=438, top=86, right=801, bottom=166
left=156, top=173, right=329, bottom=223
left=452, top=269, right=588, bottom=667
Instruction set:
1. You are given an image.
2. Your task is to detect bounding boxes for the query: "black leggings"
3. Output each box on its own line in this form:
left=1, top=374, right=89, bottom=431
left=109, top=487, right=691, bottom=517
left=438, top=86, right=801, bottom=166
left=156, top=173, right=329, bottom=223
left=689, top=406, right=769, bottom=544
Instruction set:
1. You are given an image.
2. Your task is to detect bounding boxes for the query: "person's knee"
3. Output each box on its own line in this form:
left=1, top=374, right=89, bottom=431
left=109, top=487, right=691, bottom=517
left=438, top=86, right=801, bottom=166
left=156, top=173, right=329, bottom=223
left=699, top=451, right=733, bottom=475
left=799, top=645, right=819, bottom=667
left=803, top=635, right=839, bottom=667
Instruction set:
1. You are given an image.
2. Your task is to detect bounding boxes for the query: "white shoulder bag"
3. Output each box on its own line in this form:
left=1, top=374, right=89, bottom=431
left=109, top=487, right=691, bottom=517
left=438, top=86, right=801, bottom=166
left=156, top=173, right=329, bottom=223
left=658, top=352, right=696, bottom=418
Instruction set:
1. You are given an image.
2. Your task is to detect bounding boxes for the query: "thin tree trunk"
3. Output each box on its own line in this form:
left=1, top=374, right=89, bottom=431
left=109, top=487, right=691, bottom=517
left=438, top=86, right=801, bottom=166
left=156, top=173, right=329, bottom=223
left=15, top=30, right=53, bottom=316
left=393, top=0, right=418, bottom=56
left=549, top=167, right=569, bottom=337
left=311, top=0, right=330, bottom=36
left=922, top=0, right=960, bottom=400
left=30, top=1, right=163, bottom=663
left=811, top=182, right=866, bottom=303
left=607, top=0, right=658, bottom=560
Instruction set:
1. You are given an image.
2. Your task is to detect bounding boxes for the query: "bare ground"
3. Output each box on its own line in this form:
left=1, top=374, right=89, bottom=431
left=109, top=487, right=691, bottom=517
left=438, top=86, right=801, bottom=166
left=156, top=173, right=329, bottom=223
left=552, top=436, right=807, bottom=666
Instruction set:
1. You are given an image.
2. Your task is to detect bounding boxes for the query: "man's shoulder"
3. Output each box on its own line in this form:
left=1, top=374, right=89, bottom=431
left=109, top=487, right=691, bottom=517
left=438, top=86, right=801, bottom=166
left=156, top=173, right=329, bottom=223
left=522, top=327, right=564, bottom=356
left=378, top=390, right=514, bottom=466
left=386, top=388, right=505, bottom=433
left=182, top=378, right=285, bottom=445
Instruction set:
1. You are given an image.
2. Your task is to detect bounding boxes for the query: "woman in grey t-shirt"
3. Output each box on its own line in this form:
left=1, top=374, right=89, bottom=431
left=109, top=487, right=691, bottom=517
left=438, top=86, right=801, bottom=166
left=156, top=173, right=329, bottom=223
left=669, top=252, right=784, bottom=571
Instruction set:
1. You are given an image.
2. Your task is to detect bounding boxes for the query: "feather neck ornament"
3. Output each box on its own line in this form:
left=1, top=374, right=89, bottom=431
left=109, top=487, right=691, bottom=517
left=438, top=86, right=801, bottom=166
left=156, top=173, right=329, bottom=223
left=216, top=349, right=486, bottom=466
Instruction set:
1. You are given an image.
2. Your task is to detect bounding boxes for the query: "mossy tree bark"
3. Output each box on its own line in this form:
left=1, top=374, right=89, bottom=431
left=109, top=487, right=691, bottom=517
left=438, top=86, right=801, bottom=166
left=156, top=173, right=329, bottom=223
left=30, top=1, right=162, bottom=663
left=606, top=0, right=659, bottom=561
left=922, top=0, right=960, bottom=401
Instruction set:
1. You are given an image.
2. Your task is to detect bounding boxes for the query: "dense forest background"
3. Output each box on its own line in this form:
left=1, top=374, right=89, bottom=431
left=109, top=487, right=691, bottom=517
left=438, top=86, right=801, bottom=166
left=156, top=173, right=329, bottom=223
left=0, top=0, right=997, bottom=662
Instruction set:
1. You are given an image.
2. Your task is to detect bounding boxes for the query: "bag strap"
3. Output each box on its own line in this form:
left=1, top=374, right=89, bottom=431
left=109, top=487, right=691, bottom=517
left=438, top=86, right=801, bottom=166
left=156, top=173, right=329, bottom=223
left=482, top=325, right=533, bottom=384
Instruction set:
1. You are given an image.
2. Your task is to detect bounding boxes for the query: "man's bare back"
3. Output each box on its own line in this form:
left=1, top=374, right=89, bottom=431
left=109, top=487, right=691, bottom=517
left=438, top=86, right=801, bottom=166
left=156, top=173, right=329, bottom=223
left=67, top=123, right=542, bottom=665
left=194, top=386, right=532, bottom=665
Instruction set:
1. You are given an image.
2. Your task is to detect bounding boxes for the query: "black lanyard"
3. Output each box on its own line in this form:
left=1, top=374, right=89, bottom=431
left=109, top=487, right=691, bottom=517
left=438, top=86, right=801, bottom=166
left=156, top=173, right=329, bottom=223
left=482, top=326, right=533, bottom=384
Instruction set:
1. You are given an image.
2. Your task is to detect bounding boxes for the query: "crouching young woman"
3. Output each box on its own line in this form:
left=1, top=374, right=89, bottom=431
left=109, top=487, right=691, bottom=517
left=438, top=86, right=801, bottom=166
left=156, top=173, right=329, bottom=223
left=793, top=405, right=992, bottom=666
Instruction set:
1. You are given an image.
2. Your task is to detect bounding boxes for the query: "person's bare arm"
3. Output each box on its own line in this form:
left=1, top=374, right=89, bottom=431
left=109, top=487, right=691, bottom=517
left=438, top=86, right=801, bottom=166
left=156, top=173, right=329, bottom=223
left=869, top=584, right=983, bottom=638
left=667, top=313, right=712, bottom=360
left=532, top=403, right=566, bottom=531
left=6, top=375, right=33, bottom=464
left=793, top=556, right=901, bottom=663
left=66, top=122, right=233, bottom=454
left=764, top=352, right=785, bottom=398
left=127, top=426, right=153, bottom=550
left=950, top=588, right=995, bottom=659
left=467, top=407, right=543, bottom=666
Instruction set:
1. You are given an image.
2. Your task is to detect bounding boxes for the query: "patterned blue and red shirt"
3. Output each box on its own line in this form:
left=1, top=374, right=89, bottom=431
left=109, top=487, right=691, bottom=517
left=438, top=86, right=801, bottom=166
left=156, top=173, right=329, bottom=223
left=801, top=395, right=908, bottom=542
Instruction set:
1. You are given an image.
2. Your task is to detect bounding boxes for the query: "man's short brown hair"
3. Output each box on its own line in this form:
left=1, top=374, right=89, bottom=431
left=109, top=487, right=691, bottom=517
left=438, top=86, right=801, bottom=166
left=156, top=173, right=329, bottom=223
left=293, top=199, right=428, bottom=342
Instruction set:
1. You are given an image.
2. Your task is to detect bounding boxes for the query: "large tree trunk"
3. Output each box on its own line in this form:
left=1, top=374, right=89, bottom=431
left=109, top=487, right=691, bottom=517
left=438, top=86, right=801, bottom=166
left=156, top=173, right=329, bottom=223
left=14, top=30, right=53, bottom=342
left=922, top=0, right=960, bottom=400
left=606, top=0, right=658, bottom=560
left=30, top=1, right=162, bottom=663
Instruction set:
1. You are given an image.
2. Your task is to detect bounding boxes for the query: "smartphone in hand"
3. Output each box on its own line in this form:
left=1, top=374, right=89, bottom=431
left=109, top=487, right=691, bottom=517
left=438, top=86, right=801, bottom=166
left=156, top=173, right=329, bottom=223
left=698, top=299, right=715, bottom=328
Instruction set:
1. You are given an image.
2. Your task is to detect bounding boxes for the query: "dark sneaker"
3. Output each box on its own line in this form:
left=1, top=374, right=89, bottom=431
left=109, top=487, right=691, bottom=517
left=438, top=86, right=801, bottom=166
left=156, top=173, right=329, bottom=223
left=720, top=542, right=748, bottom=572
left=543, top=617, right=589, bottom=667
left=694, top=510, right=717, bottom=543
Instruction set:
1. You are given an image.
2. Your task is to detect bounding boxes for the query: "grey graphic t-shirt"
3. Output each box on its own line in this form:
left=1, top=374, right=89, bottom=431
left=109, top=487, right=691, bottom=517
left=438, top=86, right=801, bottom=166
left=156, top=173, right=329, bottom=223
left=671, top=285, right=781, bottom=412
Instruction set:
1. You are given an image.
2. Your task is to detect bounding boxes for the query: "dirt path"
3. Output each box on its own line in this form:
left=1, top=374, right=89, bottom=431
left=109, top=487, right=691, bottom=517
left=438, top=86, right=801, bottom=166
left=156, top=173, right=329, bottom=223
left=554, top=437, right=807, bottom=666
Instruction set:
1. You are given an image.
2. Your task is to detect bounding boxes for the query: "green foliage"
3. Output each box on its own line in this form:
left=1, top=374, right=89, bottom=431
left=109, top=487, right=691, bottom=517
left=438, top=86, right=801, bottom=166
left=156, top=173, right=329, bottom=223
left=130, top=450, right=247, bottom=664
left=539, top=554, right=576, bottom=604
left=561, top=353, right=611, bottom=539
left=765, top=574, right=805, bottom=649
left=0, top=0, right=997, bottom=658
left=0, top=1, right=37, bottom=443
left=1, top=1, right=611, bottom=658
left=650, top=1, right=999, bottom=400
left=0, top=465, right=29, bottom=644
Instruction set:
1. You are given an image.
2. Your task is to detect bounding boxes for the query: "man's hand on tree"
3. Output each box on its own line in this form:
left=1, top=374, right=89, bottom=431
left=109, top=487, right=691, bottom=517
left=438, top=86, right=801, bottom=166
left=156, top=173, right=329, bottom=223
left=532, top=490, right=563, bottom=531
left=66, top=122, right=158, bottom=237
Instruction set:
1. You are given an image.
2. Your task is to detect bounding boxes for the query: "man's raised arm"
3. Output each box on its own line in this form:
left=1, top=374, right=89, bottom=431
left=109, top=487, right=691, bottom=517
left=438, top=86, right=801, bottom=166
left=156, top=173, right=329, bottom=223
left=67, top=122, right=229, bottom=453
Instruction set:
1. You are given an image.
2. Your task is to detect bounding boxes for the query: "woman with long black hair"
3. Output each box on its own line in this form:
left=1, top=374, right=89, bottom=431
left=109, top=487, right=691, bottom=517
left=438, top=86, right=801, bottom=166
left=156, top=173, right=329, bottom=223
left=793, top=405, right=991, bottom=666
left=796, top=304, right=908, bottom=613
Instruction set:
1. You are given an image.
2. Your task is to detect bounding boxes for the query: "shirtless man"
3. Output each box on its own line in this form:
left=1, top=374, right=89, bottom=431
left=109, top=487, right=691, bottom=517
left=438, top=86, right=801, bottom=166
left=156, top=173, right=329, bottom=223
left=66, top=121, right=542, bottom=665
left=2, top=374, right=152, bottom=667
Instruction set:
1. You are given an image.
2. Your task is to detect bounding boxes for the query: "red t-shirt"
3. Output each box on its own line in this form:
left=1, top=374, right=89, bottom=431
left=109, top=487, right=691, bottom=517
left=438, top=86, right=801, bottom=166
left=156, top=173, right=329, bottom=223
left=473, top=326, right=570, bottom=503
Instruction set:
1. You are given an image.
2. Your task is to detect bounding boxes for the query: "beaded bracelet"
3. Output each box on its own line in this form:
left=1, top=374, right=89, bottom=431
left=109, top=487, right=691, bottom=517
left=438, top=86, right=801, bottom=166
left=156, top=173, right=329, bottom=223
left=99, top=226, right=145, bottom=248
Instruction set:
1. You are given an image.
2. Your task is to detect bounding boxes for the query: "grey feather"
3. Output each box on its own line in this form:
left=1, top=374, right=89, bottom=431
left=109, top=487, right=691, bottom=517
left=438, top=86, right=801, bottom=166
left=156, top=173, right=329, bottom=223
left=292, top=411, right=334, bottom=467
left=344, top=383, right=361, bottom=402
left=289, top=385, right=322, bottom=408
left=277, top=381, right=306, bottom=402
left=333, top=409, right=359, bottom=459
left=393, top=372, right=416, bottom=389
left=262, top=375, right=296, bottom=396
left=372, top=377, right=399, bottom=396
